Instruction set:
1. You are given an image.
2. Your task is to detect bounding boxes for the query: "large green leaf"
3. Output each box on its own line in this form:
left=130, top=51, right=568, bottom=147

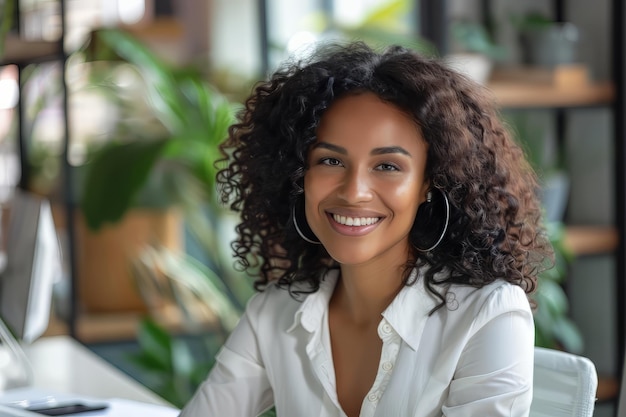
left=82, top=28, right=235, bottom=205
left=535, top=279, right=569, bottom=317
left=127, top=316, right=218, bottom=407
left=80, top=139, right=169, bottom=230
left=89, top=30, right=203, bottom=134
left=134, top=317, right=174, bottom=372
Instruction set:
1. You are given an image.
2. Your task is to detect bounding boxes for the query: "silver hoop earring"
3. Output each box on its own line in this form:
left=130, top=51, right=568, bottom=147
left=413, top=187, right=450, bottom=252
left=292, top=204, right=321, bottom=245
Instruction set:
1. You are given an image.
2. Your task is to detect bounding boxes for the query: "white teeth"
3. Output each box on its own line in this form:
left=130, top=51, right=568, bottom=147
left=332, top=214, right=380, bottom=226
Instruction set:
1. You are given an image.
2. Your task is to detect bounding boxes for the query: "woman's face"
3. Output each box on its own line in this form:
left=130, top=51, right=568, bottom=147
left=304, top=92, right=429, bottom=267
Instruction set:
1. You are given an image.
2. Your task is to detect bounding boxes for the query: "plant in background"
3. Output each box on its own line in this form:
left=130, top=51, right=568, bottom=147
left=510, top=11, right=554, bottom=31
left=510, top=11, right=580, bottom=69
left=506, top=112, right=583, bottom=354
left=81, top=29, right=232, bottom=227
left=74, top=29, right=259, bottom=406
left=450, top=20, right=507, bottom=61
left=445, top=19, right=508, bottom=84
left=533, top=222, right=582, bottom=353
left=127, top=245, right=275, bottom=416
left=126, top=318, right=218, bottom=408
left=78, top=28, right=253, bottom=307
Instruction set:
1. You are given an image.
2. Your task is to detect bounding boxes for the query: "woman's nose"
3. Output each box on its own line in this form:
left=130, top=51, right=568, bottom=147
left=337, top=167, right=373, bottom=203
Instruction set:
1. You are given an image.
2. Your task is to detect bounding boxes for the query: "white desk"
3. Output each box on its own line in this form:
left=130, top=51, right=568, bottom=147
left=0, top=335, right=179, bottom=416
left=20, top=335, right=171, bottom=406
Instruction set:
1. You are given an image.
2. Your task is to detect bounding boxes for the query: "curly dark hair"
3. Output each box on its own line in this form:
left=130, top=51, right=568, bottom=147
left=216, top=41, right=552, bottom=307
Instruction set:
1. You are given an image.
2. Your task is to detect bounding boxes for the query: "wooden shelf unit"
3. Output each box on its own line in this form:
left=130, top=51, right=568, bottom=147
left=598, top=376, right=620, bottom=403
left=485, top=69, right=619, bottom=258
left=564, top=226, right=619, bottom=256
left=488, top=79, right=615, bottom=109
left=486, top=67, right=615, bottom=109
left=1, top=34, right=61, bottom=66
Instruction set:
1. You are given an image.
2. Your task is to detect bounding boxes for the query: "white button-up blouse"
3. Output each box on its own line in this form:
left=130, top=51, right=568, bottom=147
left=179, top=268, right=535, bottom=417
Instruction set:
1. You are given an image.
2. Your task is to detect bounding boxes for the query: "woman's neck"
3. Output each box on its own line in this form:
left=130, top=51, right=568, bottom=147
left=331, top=262, right=406, bottom=327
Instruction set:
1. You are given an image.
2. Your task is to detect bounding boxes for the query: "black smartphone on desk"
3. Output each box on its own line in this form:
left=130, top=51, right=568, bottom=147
left=26, top=402, right=108, bottom=416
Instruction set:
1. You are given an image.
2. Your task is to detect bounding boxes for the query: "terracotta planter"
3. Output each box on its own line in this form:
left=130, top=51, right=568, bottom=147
left=75, top=208, right=183, bottom=313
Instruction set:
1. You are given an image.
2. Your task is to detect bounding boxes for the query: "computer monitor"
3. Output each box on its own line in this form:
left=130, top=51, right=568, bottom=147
left=0, top=190, right=62, bottom=344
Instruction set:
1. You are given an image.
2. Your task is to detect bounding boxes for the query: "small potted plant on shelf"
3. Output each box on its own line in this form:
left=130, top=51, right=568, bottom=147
left=512, top=11, right=580, bottom=69
left=446, top=19, right=507, bottom=84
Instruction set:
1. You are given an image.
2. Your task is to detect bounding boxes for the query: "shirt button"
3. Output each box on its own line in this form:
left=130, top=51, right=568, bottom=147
left=382, top=323, right=392, bottom=334
left=382, top=361, right=393, bottom=371
left=368, top=393, right=378, bottom=403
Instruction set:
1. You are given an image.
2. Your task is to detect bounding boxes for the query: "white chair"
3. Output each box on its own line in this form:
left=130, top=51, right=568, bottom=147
left=531, top=347, right=598, bottom=417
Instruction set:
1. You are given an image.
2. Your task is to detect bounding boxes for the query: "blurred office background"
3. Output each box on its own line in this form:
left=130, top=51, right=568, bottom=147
left=0, top=0, right=622, bottom=415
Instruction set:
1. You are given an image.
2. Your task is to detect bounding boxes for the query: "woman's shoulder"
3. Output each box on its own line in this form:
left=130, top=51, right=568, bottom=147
left=447, top=280, right=532, bottom=321
left=237, top=284, right=299, bottom=337
left=244, top=272, right=337, bottom=334
left=246, top=282, right=302, bottom=317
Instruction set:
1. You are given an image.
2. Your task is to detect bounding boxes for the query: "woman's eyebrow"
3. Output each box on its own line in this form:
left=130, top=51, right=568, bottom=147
left=311, top=142, right=347, bottom=154
left=371, top=146, right=411, bottom=156
left=312, top=143, right=411, bottom=157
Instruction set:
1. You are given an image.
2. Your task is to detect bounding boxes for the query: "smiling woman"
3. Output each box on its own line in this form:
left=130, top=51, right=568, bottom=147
left=179, top=41, right=552, bottom=417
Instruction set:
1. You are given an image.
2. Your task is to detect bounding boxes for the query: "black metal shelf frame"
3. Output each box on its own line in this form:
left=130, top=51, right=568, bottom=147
left=11, top=0, right=77, bottom=337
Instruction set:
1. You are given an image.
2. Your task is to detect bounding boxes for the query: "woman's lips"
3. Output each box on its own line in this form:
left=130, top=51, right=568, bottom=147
left=326, top=212, right=383, bottom=236
left=331, top=213, right=381, bottom=226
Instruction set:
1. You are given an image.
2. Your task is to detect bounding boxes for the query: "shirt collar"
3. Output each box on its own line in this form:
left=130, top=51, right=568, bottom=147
left=287, top=268, right=339, bottom=334
left=381, top=268, right=440, bottom=351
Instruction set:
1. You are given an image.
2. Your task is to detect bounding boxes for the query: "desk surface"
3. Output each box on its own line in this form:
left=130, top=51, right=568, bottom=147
left=21, top=335, right=170, bottom=406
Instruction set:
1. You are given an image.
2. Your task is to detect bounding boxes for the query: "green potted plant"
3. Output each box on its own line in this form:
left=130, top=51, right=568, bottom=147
left=79, top=29, right=234, bottom=230
left=72, top=28, right=255, bottom=313
left=512, top=11, right=580, bottom=69
left=446, top=20, right=507, bottom=84
left=450, top=20, right=506, bottom=61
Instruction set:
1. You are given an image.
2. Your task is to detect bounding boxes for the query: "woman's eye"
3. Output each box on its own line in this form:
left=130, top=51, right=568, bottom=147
left=376, top=163, right=400, bottom=172
left=321, top=157, right=342, bottom=166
